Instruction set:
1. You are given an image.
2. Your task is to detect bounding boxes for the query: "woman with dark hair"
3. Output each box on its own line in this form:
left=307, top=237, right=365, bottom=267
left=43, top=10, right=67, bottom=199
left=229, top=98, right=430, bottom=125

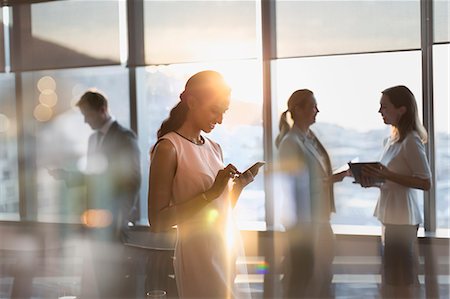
left=275, top=89, right=349, bottom=298
left=148, top=70, right=257, bottom=298
left=362, top=85, right=431, bottom=298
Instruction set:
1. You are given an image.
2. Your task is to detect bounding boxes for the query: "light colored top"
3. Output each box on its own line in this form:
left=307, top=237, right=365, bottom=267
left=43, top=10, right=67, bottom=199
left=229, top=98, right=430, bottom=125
left=276, top=126, right=335, bottom=228
left=374, top=131, right=431, bottom=225
left=158, top=132, right=248, bottom=299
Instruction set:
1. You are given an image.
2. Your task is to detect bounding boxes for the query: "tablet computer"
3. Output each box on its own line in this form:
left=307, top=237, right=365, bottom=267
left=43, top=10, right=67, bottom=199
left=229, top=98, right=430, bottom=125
left=348, top=162, right=385, bottom=184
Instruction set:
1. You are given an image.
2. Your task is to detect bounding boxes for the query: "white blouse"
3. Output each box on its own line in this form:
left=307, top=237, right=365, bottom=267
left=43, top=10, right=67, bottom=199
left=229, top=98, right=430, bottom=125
left=374, top=131, right=431, bottom=225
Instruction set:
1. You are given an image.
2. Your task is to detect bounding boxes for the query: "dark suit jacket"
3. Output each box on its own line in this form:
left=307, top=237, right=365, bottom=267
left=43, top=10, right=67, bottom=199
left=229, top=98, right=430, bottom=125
left=68, top=121, right=141, bottom=242
left=278, top=125, right=335, bottom=224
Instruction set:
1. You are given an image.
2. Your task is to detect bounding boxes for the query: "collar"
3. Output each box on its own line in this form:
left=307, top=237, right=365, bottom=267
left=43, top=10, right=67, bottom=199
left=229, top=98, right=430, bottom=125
left=98, top=117, right=114, bottom=135
left=291, top=125, right=313, bottom=142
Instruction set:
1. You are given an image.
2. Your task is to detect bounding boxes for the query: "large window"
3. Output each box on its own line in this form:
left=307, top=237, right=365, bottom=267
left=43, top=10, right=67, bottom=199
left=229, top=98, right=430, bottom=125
left=433, top=44, right=450, bottom=230
left=0, top=10, right=5, bottom=72
left=275, top=0, right=420, bottom=58
left=11, top=0, right=121, bottom=71
left=272, top=51, right=423, bottom=227
left=137, top=61, right=265, bottom=226
left=19, top=66, right=129, bottom=222
left=0, top=74, right=19, bottom=220
left=434, top=0, right=450, bottom=43
left=143, top=1, right=257, bottom=64
left=0, top=0, right=447, bottom=235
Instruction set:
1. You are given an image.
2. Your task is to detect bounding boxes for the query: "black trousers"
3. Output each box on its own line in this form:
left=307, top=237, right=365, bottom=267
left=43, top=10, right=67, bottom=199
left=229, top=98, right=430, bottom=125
left=382, top=224, right=419, bottom=286
left=282, top=223, right=335, bottom=298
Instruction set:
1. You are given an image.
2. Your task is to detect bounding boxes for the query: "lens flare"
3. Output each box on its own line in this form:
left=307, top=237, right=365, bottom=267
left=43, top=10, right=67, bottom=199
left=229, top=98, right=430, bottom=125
left=256, top=261, right=269, bottom=274
left=37, top=76, right=56, bottom=94
left=81, top=209, right=112, bottom=228
left=207, top=208, right=219, bottom=224
left=33, top=104, right=53, bottom=122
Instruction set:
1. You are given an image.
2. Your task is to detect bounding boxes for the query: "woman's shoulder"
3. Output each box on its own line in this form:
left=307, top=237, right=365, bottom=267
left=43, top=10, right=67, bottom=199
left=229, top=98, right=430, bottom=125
left=150, top=138, right=176, bottom=161
left=403, top=131, right=424, bottom=145
left=151, top=132, right=179, bottom=154
left=204, top=136, right=223, bottom=156
left=399, top=131, right=426, bottom=154
left=278, top=129, right=306, bottom=156
left=281, top=128, right=304, bottom=146
left=159, top=131, right=178, bottom=141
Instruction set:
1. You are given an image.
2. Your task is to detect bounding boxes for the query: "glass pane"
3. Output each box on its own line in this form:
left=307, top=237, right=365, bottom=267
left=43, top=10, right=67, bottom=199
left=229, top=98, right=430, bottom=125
left=433, top=44, right=450, bottom=230
left=0, top=11, right=4, bottom=72
left=19, top=66, right=129, bottom=223
left=276, top=0, right=421, bottom=58
left=12, top=1, right=120, bottom=71
left=0, top=73, right=19, bottom=220
left=272, top=51, right=423, bottom=227
left=137, top=61, right=265, bottom=226
left=144, top=1, right=257, bottom=64
left=434, top=0, right=450, bottom=43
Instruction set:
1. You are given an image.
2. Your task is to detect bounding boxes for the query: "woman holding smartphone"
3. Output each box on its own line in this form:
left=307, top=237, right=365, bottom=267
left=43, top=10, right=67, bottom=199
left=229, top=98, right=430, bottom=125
left=362, top=85, right=431, bottom=298
left=148, top=70, right=258, bottom=299
left=275, top=89, right=349, bottom=298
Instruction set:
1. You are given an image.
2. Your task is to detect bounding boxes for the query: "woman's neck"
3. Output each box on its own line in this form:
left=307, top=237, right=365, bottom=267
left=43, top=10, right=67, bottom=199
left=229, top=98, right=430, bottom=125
left=177, top=123, right=202, bottom=143
left=293, top=121, right=310, bottom=134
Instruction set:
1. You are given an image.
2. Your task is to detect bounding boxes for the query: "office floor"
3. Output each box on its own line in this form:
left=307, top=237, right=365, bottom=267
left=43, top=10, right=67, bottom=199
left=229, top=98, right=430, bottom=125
left=1, top=224, right=448, bottom=299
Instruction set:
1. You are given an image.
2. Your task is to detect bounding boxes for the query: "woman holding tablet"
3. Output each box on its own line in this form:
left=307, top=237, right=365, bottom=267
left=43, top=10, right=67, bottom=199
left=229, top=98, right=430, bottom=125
left=362, top=85, right=431, bottom=298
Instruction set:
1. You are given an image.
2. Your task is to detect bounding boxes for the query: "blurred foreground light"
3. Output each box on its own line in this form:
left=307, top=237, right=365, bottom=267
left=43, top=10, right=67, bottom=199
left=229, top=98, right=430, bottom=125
left=81, top=153, right=108, bottom=174
left=256, top=261, right=269, bottom=274
left=207, top=208, right=219, bottom=224
left=81, top=209, right=113, bottom=228
left=0, top=114, right=10, bottom=133
left=33, top=104, right=53, bottom=122
left=39, top=91, right=58, bottom=107
left=37, top=76, right=56, bottom=94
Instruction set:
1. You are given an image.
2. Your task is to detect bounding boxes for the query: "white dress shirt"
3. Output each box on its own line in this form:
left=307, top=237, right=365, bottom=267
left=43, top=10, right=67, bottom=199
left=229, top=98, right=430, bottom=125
left=86, top=117, right=114, bottom=173
left=374, top=131, right=431, bottom=225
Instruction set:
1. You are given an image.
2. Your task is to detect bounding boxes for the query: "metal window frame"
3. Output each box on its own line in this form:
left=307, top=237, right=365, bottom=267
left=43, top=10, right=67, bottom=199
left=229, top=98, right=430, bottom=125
left=421, top=0, right=436, bottom=232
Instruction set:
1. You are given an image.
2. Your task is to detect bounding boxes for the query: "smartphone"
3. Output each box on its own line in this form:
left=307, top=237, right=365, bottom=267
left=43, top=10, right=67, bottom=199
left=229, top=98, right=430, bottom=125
left=243, top=161, right=265, bottom=176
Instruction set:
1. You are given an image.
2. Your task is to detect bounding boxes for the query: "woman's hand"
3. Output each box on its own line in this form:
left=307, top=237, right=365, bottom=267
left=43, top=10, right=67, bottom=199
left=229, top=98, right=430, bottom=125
left=205, top=164, right=240, bottom=200
left=360, top=163, right=389, bottom=188
left=332, top=169, right=351, bottom=183
left=233, top=170, right=255, bottom=190
left=234, top=162, right=264, bottom=189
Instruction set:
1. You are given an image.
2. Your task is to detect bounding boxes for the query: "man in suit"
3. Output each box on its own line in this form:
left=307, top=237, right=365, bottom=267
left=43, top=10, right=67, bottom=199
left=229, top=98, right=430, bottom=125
left=49, top=91, right=141, bottom=298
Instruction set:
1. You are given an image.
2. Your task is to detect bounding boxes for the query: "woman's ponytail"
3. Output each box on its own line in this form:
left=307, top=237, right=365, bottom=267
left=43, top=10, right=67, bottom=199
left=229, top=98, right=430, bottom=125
left=275, top=110, right=291, bottom=148
left=156, top=100, right=188, bottom=139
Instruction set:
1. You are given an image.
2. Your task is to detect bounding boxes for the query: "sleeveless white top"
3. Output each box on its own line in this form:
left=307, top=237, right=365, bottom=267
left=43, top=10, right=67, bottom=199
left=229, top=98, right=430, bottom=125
left=159, top=132, right=249, bottom=299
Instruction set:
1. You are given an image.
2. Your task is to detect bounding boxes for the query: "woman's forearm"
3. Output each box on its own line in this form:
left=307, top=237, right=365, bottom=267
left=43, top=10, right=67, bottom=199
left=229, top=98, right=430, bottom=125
left=230, top=185, right=244, bottom=207
left=385, top=170, right=431, bottom=191
left=149, top=191, right=216, bottom=232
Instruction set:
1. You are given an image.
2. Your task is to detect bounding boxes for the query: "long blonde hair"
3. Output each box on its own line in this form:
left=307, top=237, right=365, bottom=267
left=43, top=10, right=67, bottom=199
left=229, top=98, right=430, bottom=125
left=382, top=85, right=427, bottom=143
left=275, top=89, right=313, bottom=148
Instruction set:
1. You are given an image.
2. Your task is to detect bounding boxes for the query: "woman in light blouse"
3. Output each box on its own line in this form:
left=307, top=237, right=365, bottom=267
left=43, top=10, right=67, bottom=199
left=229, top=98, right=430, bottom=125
left=362, top=85, right=431, bottom=298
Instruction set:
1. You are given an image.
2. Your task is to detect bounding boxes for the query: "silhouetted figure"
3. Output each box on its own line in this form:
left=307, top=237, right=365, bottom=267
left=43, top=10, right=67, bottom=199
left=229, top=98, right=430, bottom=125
left=275, top=89, right=349, bottom=298
left=148, top=71, right=260, bottom=299
left=360, top=85, right=431, bottom=298
left=49, top=91, right=141, bottom=298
